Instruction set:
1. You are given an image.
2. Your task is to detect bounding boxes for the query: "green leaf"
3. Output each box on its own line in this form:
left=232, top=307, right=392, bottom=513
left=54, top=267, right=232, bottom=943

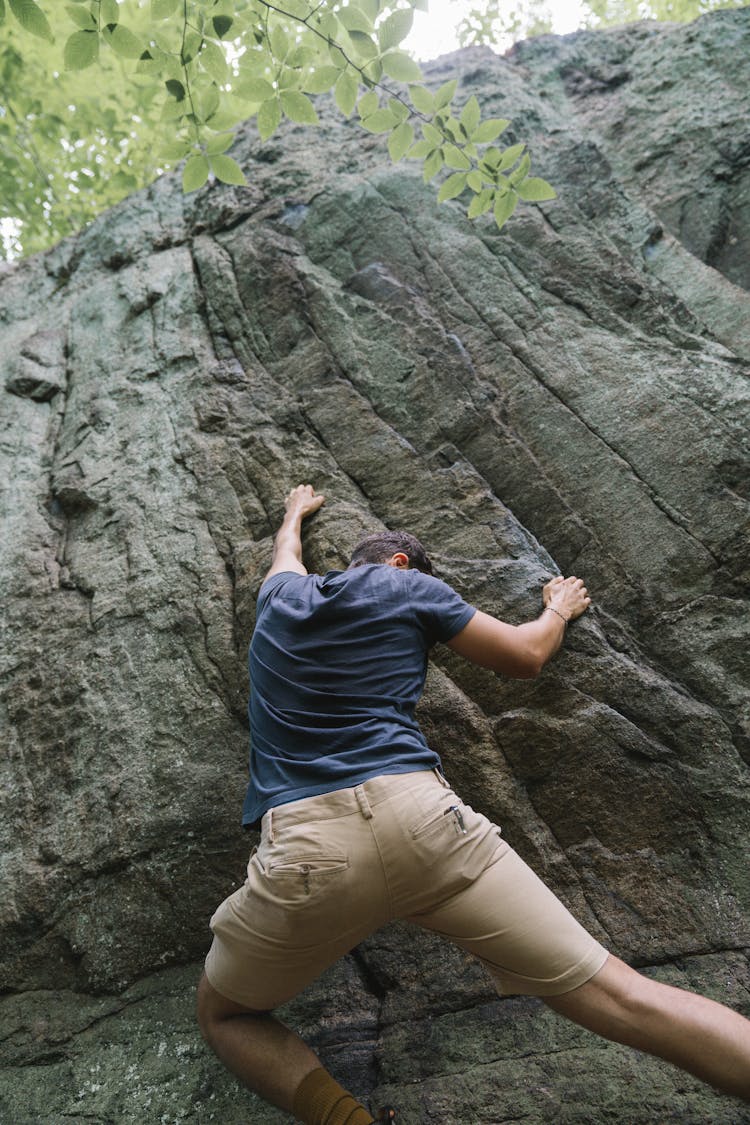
left=210, top=153, right=246, bottom=185
left=212, top=15, right=233, bottom=39
left=165, top=78, right=185, bottom=101
left=388, top=97, right=409, bottom=122
left=278, top=66, right=302, bottom=92
left=494, top=188, right=518, bottom=229
left=468, top=188, right=494, bottom=219
left=444, top=116, right=462, bottom=142
left=239, top=47, right=273, bottom=74
left=287, top=46, right=315, bottom=69
left=347, top=30, right=377, bottom=61
left=438, top=172, right=468, bottom=203
left=360, top=108, right=399, bottom=133
left=407, top=139, right=432, bottom=159
left=516, top=176, right=557, bottom=201
left=65, top=5, right=96, bottom=31
left=423, top=148, right=443, bottom=182
left=421, top=122, right=442, bottom=146
left=183, top=28, right=201, bottom=63
left=472, top=118, right=510, bottom=143
left=388, top=121, right=414, bottom=163
left=481, top=146, right=502, bottom=170
left=497, top=142, right=526, bottom=171
left=329, top=40, right=348, bottom=68
left=160, top=139, right=192, bottom=161
left=64, top=29, right=99, bottom=70
left=234, top=75, right=274, bottom=102
left=467, top=170, right=483, bottom=192
left=381, top=50, right=421, bottom=83
left=106, top=25, right=145, bottom=59
left=152, top=0, right=180, bottom=18
left=354, top=0, right=378, bottom=21
left=183, top=153, right=209, bottom=192
left=334, top=71, right=358, bottom=117
left=269, top=23, right=289, bottom=61
left=101, top=0, right=117, bottom=23
left=203, top=134, right=232, bottom=157
left=338, top=4, right=372, bottom=34
left=206, top=132, right=235, bottom=155
left=280, top=90, right=319, bottom=125
left=200, top=39, right=228, bottom=83
left=409, top=84, right=434, bottom=115
left=303, top=66, right=340, bottom=94
left=9, top=0, right=53, bottom=41
left=160, top=97, right=187, bottom=121
left=378, top=8, right=413, bottom=51
left=460, top=95, right=481, bottom=136
left=257, top=96, right=282, bottom=140
left=280, top=0, right=308, bottom=16
left=315, top=11, right=339, bottom=39
left=358, top=89, right=378, bottom=119
left=207, top=104, right=243, bottom=132
left=199, top=83, right=221, bottom=123
left=0, top=0, right=5, bottom=22
left=442, top=144, right=471, bottom=170
left=509, top=152, right=531, bottom=185
left=434, top=79, right=457, bottom=109
left=363, top=58, right=382, bottom=84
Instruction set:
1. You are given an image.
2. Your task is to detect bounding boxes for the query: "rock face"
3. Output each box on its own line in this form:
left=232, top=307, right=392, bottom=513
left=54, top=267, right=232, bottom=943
left=1, top=9, right=749, bottom=1122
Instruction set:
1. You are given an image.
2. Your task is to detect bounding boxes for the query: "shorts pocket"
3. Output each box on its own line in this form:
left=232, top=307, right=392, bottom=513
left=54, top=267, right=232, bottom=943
left=408, top=796, right=503, bottom=886
left=267, top=855, right=349, bottom=894
left=410, top=803, right=466, bottom=841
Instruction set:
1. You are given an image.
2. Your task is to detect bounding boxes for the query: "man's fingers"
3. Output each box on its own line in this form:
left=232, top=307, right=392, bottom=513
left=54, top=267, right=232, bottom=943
left=285, top=484, right=325, bottom=514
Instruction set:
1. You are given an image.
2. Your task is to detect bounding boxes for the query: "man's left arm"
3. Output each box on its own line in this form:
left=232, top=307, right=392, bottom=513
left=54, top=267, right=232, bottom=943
left=262, top=484, right=325, bottom=585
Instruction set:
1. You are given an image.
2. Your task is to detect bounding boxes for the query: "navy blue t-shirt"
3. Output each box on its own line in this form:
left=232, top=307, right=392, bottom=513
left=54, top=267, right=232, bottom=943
left=242, top=564, right=476, bottom=826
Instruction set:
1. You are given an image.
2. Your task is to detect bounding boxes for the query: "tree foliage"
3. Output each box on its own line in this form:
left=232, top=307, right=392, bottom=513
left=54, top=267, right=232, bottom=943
left=458, top=0, right=748, bottom=50
left=2, top=0, right=747, bottom=260
left=0, top=0, right=555, bottom=260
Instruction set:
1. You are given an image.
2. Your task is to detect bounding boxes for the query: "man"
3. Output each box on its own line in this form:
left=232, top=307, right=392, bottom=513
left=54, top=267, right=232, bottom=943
left=198, top=485, right=750, bottom=1123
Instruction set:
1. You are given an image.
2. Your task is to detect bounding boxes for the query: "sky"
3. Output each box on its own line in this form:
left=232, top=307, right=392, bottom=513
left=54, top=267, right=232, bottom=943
left=404, top=0, right=589, bottom=59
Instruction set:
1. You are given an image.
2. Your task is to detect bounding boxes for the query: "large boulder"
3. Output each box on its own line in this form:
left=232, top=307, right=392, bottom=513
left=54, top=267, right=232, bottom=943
left=1, top=9, right=748, bottom=1122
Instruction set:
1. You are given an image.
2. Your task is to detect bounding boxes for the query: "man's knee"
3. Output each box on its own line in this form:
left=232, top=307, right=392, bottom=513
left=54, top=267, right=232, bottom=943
left=196, top=970, right=269, bottom=1041
left=544, top=955, right=671, bottom=1044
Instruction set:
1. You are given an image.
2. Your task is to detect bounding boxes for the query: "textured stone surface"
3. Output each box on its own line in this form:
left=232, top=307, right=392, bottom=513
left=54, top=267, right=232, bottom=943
left=1, top=9, right=749, bottom=1122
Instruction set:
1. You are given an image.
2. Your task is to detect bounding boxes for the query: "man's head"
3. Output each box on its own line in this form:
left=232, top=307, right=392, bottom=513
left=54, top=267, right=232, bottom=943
left=348, top=531, right=434, bottom=575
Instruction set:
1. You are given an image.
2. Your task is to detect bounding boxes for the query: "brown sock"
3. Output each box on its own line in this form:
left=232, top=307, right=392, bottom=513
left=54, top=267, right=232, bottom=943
left=292, top=1067, right=375, bottom=1125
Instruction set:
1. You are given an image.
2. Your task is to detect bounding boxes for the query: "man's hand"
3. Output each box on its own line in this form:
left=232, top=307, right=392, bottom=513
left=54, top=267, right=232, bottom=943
left=262, top=485, right=325, bottom=585
left=543, top=575, right=591, bottom=622
left=285, top=484, right=325, bottom=519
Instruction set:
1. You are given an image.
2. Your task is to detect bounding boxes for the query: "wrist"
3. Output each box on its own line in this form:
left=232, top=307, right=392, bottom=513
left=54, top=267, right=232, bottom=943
left=544, top=605, right=569, bottom=625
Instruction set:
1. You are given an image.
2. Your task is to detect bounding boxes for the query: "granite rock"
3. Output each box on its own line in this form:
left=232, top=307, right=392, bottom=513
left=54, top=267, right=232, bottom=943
left=1, top=9, right=749, bottom=1122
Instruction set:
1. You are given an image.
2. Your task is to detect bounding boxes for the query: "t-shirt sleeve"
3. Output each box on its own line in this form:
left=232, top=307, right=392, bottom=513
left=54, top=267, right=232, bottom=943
left=408, top=571, right=477, bottom=646
left=257, top=570, right=307, bottom=611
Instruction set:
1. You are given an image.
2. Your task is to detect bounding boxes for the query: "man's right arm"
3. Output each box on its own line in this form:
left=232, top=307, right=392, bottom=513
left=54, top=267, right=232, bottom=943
left=261, top=484, right=325, bottom=586
left=446, top=576, right=590, bottom=679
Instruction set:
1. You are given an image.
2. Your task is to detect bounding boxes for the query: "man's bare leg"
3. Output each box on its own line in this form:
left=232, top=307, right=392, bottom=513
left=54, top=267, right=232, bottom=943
left=197, top=972, right=321, bottom=1110
left=545, top=954, right=750, bottom=1100
left=196, top=973, right=376, bottom=1122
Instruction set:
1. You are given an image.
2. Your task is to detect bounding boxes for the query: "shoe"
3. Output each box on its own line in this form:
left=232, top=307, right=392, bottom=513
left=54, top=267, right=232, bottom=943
left=374, top=1110, right=396, bottom=1122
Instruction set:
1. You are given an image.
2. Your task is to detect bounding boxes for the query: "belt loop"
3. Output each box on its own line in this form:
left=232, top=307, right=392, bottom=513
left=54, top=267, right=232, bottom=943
left=434, top=767, right=450, bottom=789
left=355, top=785, right=373, bottom=820
left=266, top=807, right=275, bottom=843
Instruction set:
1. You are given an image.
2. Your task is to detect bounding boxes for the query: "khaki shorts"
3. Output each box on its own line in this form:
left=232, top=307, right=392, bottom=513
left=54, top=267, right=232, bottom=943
left=205, top=770, right=608, bottom=1010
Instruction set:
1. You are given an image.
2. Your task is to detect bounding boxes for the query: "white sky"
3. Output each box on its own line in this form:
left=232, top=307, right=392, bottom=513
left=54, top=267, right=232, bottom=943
left=404, top=0, right=588, bottom=59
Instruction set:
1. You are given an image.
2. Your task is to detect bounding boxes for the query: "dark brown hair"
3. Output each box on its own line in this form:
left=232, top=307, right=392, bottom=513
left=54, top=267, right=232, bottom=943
left=348, top=531, right=434, bottom=575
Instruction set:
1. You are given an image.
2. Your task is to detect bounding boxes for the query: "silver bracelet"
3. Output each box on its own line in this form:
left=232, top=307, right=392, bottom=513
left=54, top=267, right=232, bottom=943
left=545, top=605, right=569, bottom=625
